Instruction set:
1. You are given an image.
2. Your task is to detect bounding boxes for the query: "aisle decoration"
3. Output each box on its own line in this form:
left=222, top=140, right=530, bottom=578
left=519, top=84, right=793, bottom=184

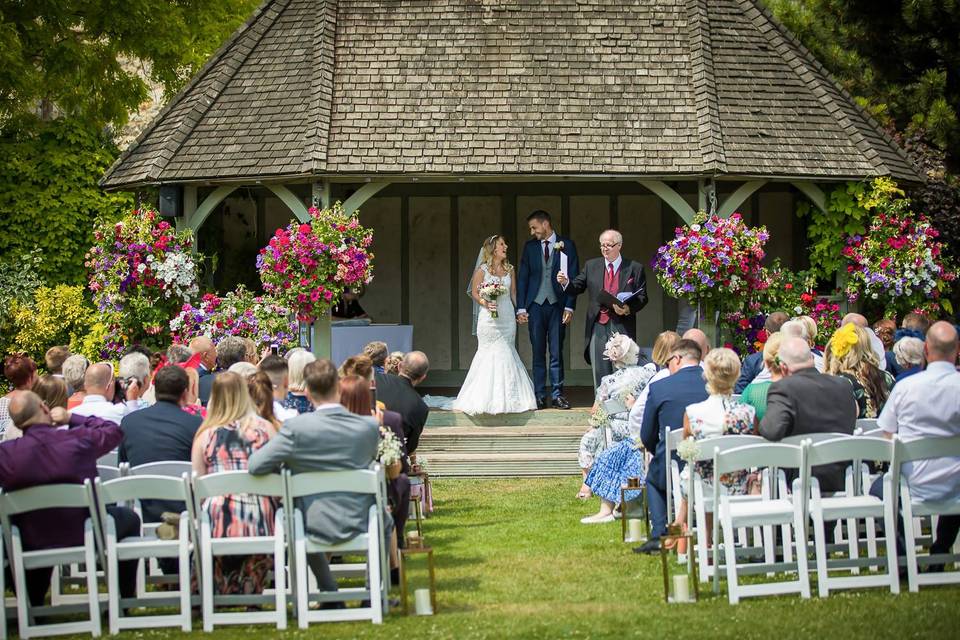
left=843, top=209, right=955, bottom=315
left=85, top=209, right=199, bottom=355
left=169, top=285, right=298, bottom=348
left=654, top=212, right=769, bottom=344
left=257, top=203, right=374, bottom=324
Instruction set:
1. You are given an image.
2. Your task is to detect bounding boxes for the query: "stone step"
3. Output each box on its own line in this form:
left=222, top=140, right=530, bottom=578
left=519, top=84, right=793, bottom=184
left=418, top=452, right=580, bottom=477
left=420, top=426, right=583, bottom=453
left=425, top=409, right=590, bottom=428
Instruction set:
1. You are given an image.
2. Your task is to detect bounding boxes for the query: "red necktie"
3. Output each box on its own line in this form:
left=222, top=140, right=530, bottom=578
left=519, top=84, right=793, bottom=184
left=599, top=263, right=617, bottom=324
left=543, top=240, right=550, bottom=263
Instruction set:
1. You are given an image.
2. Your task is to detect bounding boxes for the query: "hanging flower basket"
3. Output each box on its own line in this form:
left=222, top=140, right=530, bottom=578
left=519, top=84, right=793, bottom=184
left=257, top=203, right=374, bottom=324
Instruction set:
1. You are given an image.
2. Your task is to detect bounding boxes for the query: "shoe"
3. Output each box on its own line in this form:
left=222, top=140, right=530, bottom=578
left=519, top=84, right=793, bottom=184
left=632, top=539, right=661, bottom=555
left=552, top=395, right=571, bottom=410
left=536, top=397, right=547, bottom=410
left=580, top=513, right=615, bottom=524
left=390, top=567, right=400, bottom=587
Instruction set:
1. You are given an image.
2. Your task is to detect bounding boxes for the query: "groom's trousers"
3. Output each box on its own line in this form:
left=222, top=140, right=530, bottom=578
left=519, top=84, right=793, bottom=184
left=528, top=302, right=565, bottom=400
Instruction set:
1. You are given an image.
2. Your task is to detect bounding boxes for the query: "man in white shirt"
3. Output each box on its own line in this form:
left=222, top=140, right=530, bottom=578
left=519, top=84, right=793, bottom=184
left=874, top=321, right=960, bottom=556
left=71, top=362, right=145, bottom=424
left=259, top=354, right=299, bottom=422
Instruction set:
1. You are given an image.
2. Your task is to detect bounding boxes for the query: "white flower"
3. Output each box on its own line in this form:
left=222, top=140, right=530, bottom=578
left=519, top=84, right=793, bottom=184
left=677, top=438, right=701, bottom=463
left=794, top=306, right=803, bottom=315
left=553, top=240, right=565, bottom=251
left=690, top=224, right=701, bottom=232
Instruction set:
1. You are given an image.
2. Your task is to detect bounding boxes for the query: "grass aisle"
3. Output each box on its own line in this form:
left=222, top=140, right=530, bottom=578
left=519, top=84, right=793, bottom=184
left=88, top=478, right=959, bottom=639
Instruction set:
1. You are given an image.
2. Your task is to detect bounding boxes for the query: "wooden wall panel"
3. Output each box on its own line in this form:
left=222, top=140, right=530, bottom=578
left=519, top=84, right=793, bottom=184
left=358, top=197, right=402, bottom=323
left=759, top=192, right=795, bottom=268
left=409, top=197, right=452, bottom=369
left=619, top=195, right=663, bottom=348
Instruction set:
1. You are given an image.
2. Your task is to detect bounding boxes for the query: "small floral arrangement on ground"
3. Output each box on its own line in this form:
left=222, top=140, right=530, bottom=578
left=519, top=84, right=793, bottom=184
left=85, top=209, right=199, bottom=355
left=653, top=212, right=769, bottom=312
left=843, top=208, right=955, bottom=315
left=169, top=285, right=299, bottom=348
left=258, top=203, right=374, bottom=323
left=378, top=426, right=404, bottom=466
left=478, top=281, right=508, bottom=318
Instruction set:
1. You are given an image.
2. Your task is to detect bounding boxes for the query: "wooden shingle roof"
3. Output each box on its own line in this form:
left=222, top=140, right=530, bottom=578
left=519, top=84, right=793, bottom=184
left=101, top=0, right=921, bottom=189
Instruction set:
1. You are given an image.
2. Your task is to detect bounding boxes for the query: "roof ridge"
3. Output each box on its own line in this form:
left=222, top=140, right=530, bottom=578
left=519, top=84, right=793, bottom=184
left=740, top=0, right=919, bottom=180
left=303, top=0, right=338, bottom=174
left=100, top=0, right=286, bottom=187
left=688, top=0, right=726, bottom=173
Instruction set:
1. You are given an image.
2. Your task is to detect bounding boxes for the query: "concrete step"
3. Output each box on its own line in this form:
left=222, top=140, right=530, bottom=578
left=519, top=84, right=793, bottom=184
left=425, top=409, right=591, bottom=428
left=417, top=453, right=580, bottom=477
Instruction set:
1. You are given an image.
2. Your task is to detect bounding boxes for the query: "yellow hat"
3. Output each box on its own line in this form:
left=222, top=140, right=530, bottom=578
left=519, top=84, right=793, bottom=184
left=830, top=323, right=859, bottom=360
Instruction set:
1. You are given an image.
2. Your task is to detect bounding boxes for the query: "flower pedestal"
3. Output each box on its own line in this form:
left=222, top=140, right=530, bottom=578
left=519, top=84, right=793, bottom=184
left=309, top=313, right=332, bottom=359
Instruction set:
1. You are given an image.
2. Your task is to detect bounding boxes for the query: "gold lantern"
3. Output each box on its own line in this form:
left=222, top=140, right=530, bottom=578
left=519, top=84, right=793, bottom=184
left=620, top=477, right=650, bottom=543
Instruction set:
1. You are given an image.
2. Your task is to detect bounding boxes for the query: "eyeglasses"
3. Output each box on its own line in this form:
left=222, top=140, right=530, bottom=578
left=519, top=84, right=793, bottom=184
left=599, top=242, right=621, bottom=249
left=666, top=354, right=682, bottom=365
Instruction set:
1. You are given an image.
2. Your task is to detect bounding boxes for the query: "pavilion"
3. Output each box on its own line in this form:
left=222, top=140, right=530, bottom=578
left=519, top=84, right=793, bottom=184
left=101, top=0, right=919, bottom=386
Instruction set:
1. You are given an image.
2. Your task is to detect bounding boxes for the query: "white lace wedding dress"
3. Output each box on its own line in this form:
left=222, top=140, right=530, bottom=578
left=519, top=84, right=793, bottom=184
left=453, top=266, right=538, bottom=415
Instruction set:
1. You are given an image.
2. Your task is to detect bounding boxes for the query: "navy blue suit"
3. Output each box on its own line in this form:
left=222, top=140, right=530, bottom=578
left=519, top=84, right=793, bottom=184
left=640, top=365, right=709, bottom=539
left=734, top=351, right=764, bottom=394
left=517, top=236, right=579, bottom=400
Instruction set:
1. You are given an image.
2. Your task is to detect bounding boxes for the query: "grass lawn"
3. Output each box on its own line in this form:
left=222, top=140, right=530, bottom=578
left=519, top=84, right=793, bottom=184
left=57, top=477, right=960, bottom=639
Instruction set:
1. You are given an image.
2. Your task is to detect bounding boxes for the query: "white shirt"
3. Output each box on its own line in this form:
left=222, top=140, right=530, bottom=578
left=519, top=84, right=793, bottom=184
left=71, top=394, right=142, bottom=424
left=879, top=361, right=960, bottom=502
left=273, top=400, right=299, bottom=422
left=628, top=366, right=671, bottom=439
left=866, top=328, right=887, bottom=371
left=604, top=255, right=623, bottom=274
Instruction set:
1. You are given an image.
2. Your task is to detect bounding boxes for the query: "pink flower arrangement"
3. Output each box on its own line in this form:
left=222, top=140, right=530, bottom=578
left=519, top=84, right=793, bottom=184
left=257, top=204, right=374, bottom=323
left=169, top=286, right=299, bottom=348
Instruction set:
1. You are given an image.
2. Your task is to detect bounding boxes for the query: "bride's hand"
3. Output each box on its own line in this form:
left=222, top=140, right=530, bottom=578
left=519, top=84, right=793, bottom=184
left=485, top=300, right=497, bottom=312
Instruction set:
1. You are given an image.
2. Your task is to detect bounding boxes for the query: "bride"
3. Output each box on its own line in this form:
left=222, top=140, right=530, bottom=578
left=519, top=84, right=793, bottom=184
left=454, top=235, right=538, bottom=415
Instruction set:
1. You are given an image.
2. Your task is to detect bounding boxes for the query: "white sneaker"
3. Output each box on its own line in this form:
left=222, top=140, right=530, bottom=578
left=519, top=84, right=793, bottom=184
left=580, top=514, right=616, bottom=524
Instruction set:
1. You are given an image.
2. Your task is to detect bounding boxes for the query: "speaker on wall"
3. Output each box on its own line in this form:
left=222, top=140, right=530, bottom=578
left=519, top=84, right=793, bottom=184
left=158, top=185, right=183, bottom=217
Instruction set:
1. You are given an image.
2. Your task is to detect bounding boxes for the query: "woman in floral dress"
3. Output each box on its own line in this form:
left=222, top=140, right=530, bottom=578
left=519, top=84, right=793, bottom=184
left=824, top=323, right=894, bottom=418
left=192, top=372, right=278, bottom=594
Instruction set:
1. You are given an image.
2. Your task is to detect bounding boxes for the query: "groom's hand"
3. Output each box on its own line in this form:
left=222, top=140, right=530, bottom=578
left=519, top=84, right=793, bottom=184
left=556, top=271, right=568, bottom=286
left=562, top=310, right=573, bottom=325
left=517, top=312, right=529, bottom=324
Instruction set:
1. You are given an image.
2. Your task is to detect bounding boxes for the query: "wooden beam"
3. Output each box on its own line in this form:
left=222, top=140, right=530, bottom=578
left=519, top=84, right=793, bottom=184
left=266, top=184, right=310, bottom=222
left=342, top=182, right=391, bottom=216
left=311, top=181, right=330, bottom=209
left=791, top=181, right=828, bottom=214
left=187, top=185, right=238, bottom=233
left=717, top=180, right=766, bottom=218
left=636, top=180, right=696, bottom=223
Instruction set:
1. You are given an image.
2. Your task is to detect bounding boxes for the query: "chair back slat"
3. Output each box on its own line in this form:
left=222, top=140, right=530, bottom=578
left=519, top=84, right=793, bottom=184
left=95, top=474, right=189, bottom=505
left=897, top=434, right=960, bottom=463
left=97, top=465, right=123, bottom=482
left=194, top=470, right=284, bottom=500
left=98, top=450, right=119, bottom=467
left=128, top=461, right=192, bottom=478
left=856, top=418, right=879, bottom=431
left=0, top=482, right=91, bottom=515
left=808, top=436, right=892, bottom=466
left=781, top=432, right=851, bottom=446
left=666, top=426, right=684, bottom=449
left=715, top=443, right=802, bottom=475
left=287, top=469, right=381, bottom=498
left=693, top=435, right=765, bottom=462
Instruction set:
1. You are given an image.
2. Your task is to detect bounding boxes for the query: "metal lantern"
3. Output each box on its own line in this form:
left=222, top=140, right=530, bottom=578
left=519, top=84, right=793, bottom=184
left=620, top=477, right=650, bottom=543
left=660, top=524, right=699, bottom=603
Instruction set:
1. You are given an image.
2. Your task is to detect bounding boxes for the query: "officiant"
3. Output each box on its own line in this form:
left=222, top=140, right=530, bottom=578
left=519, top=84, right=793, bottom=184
left=557, top=229, right=649, bottom=388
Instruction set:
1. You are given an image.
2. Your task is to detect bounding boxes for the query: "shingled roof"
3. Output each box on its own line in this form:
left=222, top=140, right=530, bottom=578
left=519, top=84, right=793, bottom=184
left=101, top=0, right=921, bottom=189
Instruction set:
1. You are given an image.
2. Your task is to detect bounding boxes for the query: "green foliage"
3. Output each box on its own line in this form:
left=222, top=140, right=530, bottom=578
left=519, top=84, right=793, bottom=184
left=0, top=0, right=261, bottom=131
left=9, top=285, right=100, bottom=363
left=797, top=182, right=871, bottom=280
left=0, top=118, right=133, bottom=285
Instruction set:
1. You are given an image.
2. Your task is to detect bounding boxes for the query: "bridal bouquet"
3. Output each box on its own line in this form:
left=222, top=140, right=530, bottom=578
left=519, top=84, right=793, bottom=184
left=478, top=281, right=507, bottom=318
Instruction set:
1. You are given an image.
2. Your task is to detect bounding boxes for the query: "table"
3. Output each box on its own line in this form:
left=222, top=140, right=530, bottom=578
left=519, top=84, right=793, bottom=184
left=331, top=324, right=414, bottom=365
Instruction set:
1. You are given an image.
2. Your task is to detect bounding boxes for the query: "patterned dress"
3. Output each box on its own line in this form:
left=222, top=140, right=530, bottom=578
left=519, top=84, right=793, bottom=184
left=284, top=391, right=313, bottom=415
left=683, top=395, right=756, bottom=495
left=578, top=363, right=657, bottom=469
left=200, top=420, right=277, bottom=594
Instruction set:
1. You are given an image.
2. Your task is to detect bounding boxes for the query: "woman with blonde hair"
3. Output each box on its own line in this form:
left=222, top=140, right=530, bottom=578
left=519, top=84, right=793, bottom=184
left=248, top=372, right=281, bottom=430
left=191, top=372, right=278, bottom=594
left=824, top=323, right=894, bottom=418
left=741, top=333, right=783, bottom=422
left=283, top=350, right=317, bottom=414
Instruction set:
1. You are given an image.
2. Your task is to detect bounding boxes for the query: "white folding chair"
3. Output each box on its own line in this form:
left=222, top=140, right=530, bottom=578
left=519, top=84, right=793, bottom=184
left=96, top=466, right=123, bottom=482
left=192, top=471, right=287, bottom=631
left=713, top=443, right=810, bottom=604
left=664, top=426, right=684, bottom=524
left=894, top=434, right=960, bottom=592
left=97, top=450, right=119, bottom=468
left=284, top=466, right=388, bottom=628
left=856, top=418, right=879, bottom=433
left=0, top=481, right=102, bottom=638
left=805, top=437, right=899, bottom=596
left=94, top=474, right=195, bottom=633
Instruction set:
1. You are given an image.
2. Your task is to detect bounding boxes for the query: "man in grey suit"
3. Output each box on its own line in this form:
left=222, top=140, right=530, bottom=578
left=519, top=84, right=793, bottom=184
left=249, top=358, right=389, bottom=591
left=759, top=337, right=858, bottom=492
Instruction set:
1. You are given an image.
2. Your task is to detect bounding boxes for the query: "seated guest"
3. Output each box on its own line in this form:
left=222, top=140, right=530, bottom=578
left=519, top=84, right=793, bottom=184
left=72, top=362, right=144, bottom=423
left=627, top=331, right=681, bottom=449
left=44, top=345, right=71, bottom=388
left=670, top=348, right=757, bottom=538
left=120, top=365, right=203, bottom=524
left=874, top=318, right=900, bottom=375
left=167, top=343, right=193, bottom=365
left=759, top=337, right=857, bottom=492
left=258, top=355, right=298, bottom=422
left=375, top=351, right=430, bottom=454
left=249, top=359, right=387, bottom=593
left=579, top=333, right=672, bottom=521
left=636, top=339, right=709, bottom=554
left=63, top=354, right=90, bottom=409
left=0, top=354, right=38, bottom=437
left=825, top=323, right=894, bottom=418
left=780, top=319, right=823, bottom=371
left=795, top=315, right=823, bottom=356
left=192, top=372, right=277, bottom=594
left=182, top=367, right=206, bottom=417
left=901, top=311, right=931, bottom=336
left=189, top=336, right=218, bottom=405
left=284, top=350, right=317, bottom=414
left=384, top=351, right=404, bottom=375
left=243, top=337, right=259, bottom=364
left=118, top=351, right=153, bottom=409
left=363, top=341, right=389, bottom=374
left=228, top=361, right=258, bottom=378
left=577, top=334, right=657, bottom=502
left=217, top=336, right=248, bottom=373
left=740, top=332, right=783, bottom=422
left=842, top=312, right=888, bottom=371
left=735, top=311, right=789, bottom=392
left=5, top=375, right=70, bottom=441
left=0, top=392, right=140, bottom=607
left=893, top=336, right=925, bottom=382
left=248, top=372, right=281, bottom=430
left=873, top=322, right=960, bottom=556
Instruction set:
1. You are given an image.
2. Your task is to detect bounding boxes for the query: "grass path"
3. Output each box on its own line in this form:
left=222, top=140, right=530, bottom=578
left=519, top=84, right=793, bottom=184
left=62, top=477, right=960, bottom=639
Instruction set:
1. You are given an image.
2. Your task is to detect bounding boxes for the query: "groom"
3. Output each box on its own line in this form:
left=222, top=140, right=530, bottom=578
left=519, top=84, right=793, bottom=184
left=517, top=210, right=579, bottom=410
